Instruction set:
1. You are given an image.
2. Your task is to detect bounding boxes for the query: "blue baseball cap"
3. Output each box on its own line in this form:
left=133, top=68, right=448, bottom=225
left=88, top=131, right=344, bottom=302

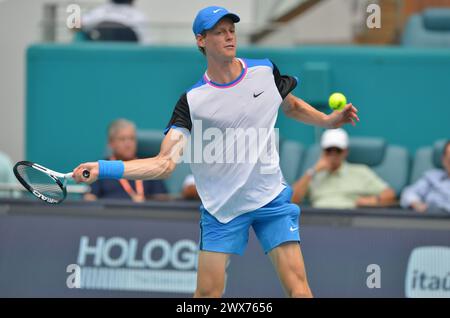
left=192, top=6, right=240, bottom=35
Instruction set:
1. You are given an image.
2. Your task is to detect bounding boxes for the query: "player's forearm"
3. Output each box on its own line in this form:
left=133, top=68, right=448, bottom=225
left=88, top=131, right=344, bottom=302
left=123, top=156, right=176, bottom=180
left=283, top=96, right=330, bottom=128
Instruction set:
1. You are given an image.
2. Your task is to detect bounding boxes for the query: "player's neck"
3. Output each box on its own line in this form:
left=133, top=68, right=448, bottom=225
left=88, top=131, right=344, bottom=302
left=205, top=57, right=242, bottom=84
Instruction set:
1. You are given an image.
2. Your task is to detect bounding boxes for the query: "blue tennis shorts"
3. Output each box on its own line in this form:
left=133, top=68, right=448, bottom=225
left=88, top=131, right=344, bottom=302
left=199, top=186, right=301, bottom=255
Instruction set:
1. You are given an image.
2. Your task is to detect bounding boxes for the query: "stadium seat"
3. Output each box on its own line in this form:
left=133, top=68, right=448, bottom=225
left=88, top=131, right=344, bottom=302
left=137, top=129, right=192, bottom=195
left=279, top=140, right=305, bottom=185
left=0, top=151, right=19, bottom=198
left=300, top=137, right=410, bottom=195
left=136, top=129, right=164, bottom=158
left=401, top=8, right=450, bottom=47
left=0, top=151, right=14, bottom=183
left=410, top=139, right=447, bottom=184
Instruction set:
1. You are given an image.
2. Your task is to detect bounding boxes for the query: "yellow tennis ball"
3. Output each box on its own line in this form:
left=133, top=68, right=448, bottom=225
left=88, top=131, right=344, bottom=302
left=329, top=93, right=347, bottom=111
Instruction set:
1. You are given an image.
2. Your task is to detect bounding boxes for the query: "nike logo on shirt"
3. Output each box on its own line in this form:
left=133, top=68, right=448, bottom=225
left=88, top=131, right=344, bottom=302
left=253, top=91, right=264, bottom=98
left=289, top=226, right=298, bottom=232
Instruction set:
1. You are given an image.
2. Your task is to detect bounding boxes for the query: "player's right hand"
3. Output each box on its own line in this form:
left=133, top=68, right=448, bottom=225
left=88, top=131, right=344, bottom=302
left=72, top=162, right=98, bottom=184
left=327, top=103, right=359, bottom=128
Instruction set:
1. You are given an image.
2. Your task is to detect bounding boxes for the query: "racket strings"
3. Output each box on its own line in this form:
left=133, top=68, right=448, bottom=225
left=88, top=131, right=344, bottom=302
left=16, top=165, right=65, bottom=201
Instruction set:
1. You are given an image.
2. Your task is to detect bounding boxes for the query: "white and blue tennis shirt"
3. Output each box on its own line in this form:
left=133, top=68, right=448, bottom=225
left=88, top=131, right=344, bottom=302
left=165, top=58, right=298, bottom=223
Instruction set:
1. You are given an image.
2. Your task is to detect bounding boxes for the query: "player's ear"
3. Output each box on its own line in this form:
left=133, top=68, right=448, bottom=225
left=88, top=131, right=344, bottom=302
left=196, top=33, right=206, bottom=49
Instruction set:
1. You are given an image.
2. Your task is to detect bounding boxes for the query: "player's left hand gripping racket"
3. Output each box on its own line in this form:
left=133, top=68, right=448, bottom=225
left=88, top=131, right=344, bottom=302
left=13, top=161, right=90, bottom=204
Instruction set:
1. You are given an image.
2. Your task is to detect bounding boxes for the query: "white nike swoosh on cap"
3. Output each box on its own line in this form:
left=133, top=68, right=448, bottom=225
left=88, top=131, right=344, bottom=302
left=213, top=9, right=222, bottom=13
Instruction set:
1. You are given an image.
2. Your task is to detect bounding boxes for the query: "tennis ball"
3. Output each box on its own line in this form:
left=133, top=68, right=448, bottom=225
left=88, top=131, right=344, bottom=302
left=329, top=92, right=347, bottom=111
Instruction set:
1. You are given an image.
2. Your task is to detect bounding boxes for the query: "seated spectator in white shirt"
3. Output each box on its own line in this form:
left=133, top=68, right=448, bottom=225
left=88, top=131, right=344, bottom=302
left=291, top=129, right=397, bottom=209
left=401, top=140, right=450, bottom=214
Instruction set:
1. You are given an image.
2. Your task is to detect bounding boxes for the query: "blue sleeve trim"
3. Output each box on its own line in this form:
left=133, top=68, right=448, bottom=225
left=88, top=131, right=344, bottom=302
left=163, top=124, right=189, bottom=135
left=187, top=77, right=207, bottom=93
left=243, top=58, right=273, bottom=69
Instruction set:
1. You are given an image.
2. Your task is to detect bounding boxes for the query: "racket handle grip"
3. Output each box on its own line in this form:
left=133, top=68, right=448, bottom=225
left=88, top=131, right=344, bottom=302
left=82, top=170, right=90, bottom=179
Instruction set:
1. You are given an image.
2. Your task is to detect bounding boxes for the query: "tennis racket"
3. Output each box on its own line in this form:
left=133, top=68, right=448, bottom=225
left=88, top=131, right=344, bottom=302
left=13, top=161, right=90, bottom=204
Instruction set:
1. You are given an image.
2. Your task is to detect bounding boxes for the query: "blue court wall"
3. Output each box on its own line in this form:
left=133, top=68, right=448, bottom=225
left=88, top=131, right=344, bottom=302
left=26, top=44, right=450, bottom=173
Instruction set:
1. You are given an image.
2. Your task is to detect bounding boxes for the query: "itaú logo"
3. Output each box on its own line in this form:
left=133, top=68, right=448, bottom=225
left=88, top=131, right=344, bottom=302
left=77, top=236, right=197, bottom=270
left=405, top=246, right=450, bottom=298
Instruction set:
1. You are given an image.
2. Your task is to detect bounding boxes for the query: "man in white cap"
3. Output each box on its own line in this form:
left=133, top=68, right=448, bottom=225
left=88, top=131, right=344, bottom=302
left=292, top=128, right=396, bottom=208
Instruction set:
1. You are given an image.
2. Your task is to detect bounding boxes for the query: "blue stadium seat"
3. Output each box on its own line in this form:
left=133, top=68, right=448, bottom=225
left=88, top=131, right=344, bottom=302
left=0, top=151, right=20, bottom=198
left=410, top=139, right=447, bottom=184
left=401, top=8, right=450, bottom=47
left=279, top=140, right=305, bottom=185
left=300, top=137, right=410, bottom=195
left=0, top=151, right=14, bottom=183
left=136, top=130, right=164, bottom=158
left=136, top=129, right=193, bottom=195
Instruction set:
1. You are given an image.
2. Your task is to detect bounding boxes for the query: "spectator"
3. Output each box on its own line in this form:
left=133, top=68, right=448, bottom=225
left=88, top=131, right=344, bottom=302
left=80, top=0, right=152, bottom=44
left=181, top=174, right=200, bottom=200
left=400, top=140, right=450, bottom=213
left=291, top=129, right=397, bottom=209
left=84, top=119, right=168, bottom=202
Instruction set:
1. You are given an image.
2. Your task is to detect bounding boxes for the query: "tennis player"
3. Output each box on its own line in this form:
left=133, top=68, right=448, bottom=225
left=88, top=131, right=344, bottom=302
left=73, top=6, right=359, bottom=298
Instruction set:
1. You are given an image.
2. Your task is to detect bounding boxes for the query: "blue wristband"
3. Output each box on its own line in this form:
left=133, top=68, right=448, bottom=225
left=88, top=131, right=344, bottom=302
left=98, top=160, right=124, bottom=180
